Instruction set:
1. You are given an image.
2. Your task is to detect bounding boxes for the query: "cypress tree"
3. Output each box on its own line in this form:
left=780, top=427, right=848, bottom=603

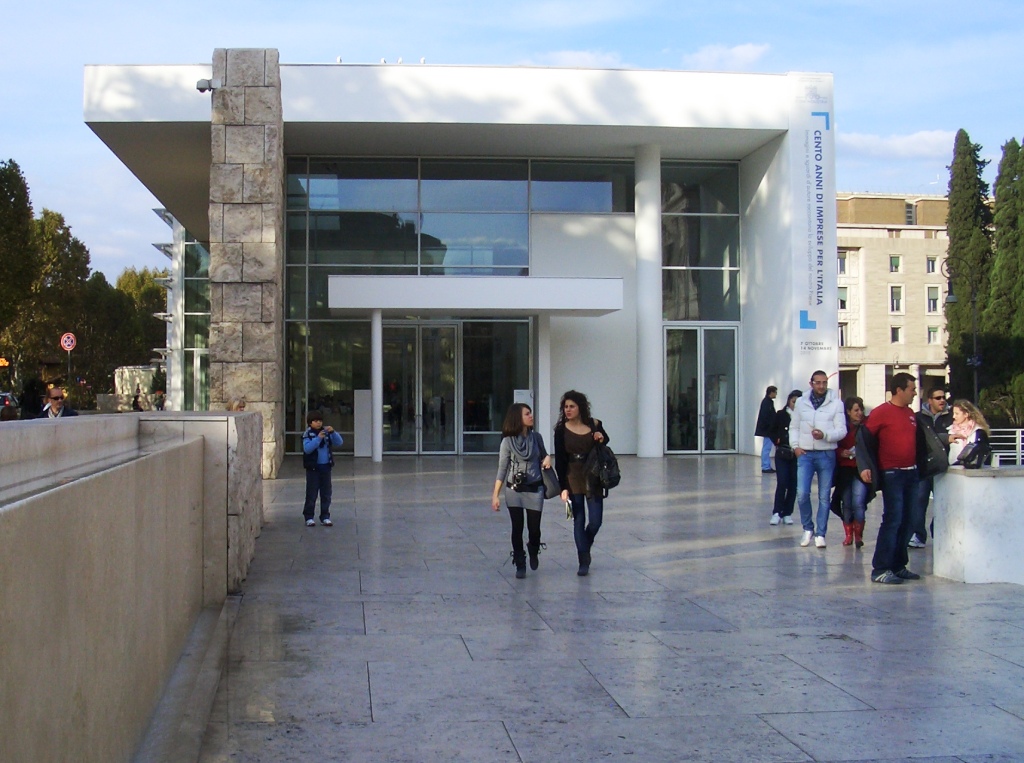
left=984, top=139, right=1020, bottom=335
left=945, top=129, right=992, bottom=398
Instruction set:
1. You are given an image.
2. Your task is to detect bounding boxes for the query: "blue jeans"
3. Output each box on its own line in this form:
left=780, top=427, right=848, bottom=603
left=570, top=493, right=603, bottom=554
left=797, top=450, right=836, bottom=536
left=872, top=467, right=918, bottom=575
left=841, top=473, right=868, bottom=524
left=303, top=466, right=333, bottom=520
left=910, top=475, right=933, bottom=542
left=760, top=437, right=773, bottom=470
left=773, top=457, right=797, bottom=517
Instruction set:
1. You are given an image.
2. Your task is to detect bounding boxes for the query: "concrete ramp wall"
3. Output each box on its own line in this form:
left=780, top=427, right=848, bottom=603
left=0, top=412, right=263, bottom=763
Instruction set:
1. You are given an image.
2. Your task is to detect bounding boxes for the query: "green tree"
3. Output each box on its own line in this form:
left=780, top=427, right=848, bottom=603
left=0, top=210, right=92, bottom=390
left=945, top=129, right=993, bottom=398
left=116, top=266, right=168, bottom=356
left=77, top=272, right=147, bottom=396
left=0, top=160, right=39, bottom=339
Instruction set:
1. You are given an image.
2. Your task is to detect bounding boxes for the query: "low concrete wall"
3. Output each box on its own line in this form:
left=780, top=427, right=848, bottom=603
left=0, top=427, right=204, bottom=763
left=933, top=466, right=1024, bottom=585
left=0, top=412, right=263, bottom=762
left=138, top=412, right=263, bottom=597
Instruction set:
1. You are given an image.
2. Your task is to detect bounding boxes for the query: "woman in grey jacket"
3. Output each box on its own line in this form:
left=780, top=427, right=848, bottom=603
left=789, top=370, right=847, bottom=548
left=491, top=403, right=552, bottom=578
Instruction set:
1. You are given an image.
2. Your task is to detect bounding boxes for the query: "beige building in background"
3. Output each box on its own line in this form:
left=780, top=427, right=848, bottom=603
left=836, top=193, right=949, bottom=408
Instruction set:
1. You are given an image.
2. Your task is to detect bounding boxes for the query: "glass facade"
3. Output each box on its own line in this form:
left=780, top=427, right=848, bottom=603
left=661, top=162, right=740, bottom=321
left=182, top=238, right=210, bottom=411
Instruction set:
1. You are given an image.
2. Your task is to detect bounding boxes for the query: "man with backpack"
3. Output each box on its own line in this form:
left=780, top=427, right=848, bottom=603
left=302, top=410, right=344, bottom=527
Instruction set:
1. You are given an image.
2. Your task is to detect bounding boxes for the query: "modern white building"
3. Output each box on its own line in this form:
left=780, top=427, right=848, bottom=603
left=84, top=49, right=838, bottom=476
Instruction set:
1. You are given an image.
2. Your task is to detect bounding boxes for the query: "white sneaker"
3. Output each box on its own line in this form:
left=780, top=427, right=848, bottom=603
left=782, top=516, right=794, bottom=525
left=814, top=535, right=826, bottom=549
left=908, top=535, right=926, bottom=549
left=770, top=514, right=781, bottom=526
left=800, top=531, right=813, bottom=547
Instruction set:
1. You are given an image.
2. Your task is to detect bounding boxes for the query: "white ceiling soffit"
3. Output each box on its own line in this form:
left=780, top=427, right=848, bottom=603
left=327, top=276, right=623, bottom=317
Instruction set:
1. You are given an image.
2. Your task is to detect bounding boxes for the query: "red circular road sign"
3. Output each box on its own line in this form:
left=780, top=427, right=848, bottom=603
left=60, top=332, right=77, bottom=352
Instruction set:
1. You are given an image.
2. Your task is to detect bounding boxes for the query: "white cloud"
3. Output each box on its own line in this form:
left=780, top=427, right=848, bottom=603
left=523, top=50, right=626, bottom=68
left=683, top=43, right=770, bottom=71
left=837, top=130, right=957, bottom=160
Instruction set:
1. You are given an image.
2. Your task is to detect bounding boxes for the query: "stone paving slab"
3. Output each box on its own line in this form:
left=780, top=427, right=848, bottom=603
left=199, top=455, right=1024, bottom=762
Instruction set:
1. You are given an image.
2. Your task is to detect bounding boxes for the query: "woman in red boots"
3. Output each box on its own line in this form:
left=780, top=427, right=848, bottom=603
left=832, top=397, right=870, bottom=547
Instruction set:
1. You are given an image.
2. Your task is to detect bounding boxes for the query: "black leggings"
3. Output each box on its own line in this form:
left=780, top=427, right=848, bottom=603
left=507, top=506, right=542, bottom=553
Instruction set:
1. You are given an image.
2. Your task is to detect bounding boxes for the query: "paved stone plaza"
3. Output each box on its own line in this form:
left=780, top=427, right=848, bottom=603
left=199, top=455, right=1024, bottom=762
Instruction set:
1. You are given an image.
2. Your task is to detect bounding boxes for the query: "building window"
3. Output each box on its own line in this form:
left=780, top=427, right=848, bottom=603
left=890, top=286, right=902, bottom=313
left=837, top=250, right=847, bottom=275
left=889, top=255, right=901, bottom=273
left=839, top=323, right=848, bottom=347
left=888, top=229, right=901, bottom=239
left=891, top=326, right=902, bottom=343
left=905, top=202, right=916, bottom=225
left=661, top=162, right=740, bottom=321
left=927, top=286, right=940, bottom=313
left=927, top=326, right=939, bottom=344
left=926, top=256, right=937, bottom=273
left=838, top=287, right=847, bottom=311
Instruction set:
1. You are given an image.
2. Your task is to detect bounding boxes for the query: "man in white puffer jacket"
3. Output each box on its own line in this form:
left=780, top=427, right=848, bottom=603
left=789, top=370, right=847, bottom=548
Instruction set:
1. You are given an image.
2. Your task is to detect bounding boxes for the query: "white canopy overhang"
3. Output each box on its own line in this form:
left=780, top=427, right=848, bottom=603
left=327, top=276, right=623, bottom=317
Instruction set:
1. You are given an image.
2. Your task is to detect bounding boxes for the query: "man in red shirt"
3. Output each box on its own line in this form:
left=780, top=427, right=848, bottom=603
left=859, top=372, right=921, bottom=584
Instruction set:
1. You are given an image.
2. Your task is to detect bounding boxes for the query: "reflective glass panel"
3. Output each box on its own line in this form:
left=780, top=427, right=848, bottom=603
left=307, top=159, right=418, bottom=211
left=309, top=212, right=419, bottom=266
left=662, top=216, right=739, bottom=268
left=421, top=326, right=457, bottom=452
left=421, top=160, right=528, bottom=211
left=197, top=352, right=210, bottom=412
left=382, top=326, right=417, bottom=452
left=530, top=161, right=635, bottom=212
left=285, top=322, right=307, bottom=435
left=184, top=242, right=209, bottom=278
left=663, top=270, right=740, bottom=321
left=703, top=329, right=736, bottom=450
left=286, top=266, right=306, bottom=320
left=286, top=213, right=307, bottom=265
left=184, top=315, right=209, bottom=349
left=661, top=163, right=739, bottom=214
left=306, top=321, right=370, bottom=452
left=462, top=322, right=530, bottom=446
left=420, top=213, right=528, bottom=271
left=666, top=329, right=698, bottom=451
left=184, top=279, right=210, bottom=313
left=183, top=349, right=195, bottom=411
left=287, top=157, right=309, bottom=209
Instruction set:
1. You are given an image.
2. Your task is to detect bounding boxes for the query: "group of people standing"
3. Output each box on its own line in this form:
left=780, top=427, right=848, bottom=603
left=492, top=390, right=609, bottom=579
left=760, top=372, right=991, bottom=584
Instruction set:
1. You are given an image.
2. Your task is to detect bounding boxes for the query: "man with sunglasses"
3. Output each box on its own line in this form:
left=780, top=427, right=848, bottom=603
left=909, top=386, right=952, bottom=549
left=37, top=387, right=78, bottom=418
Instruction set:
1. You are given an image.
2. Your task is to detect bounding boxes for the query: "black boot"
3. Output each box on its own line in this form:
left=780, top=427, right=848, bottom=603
left=512, top=549, right=527, bottom=579
left=577, top=550, right=591, bottom=577
left=527, top=542, right=545, bottom=571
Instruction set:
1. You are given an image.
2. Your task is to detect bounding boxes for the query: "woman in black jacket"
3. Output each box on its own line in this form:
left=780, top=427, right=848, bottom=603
left=553, top=390, right=609, bottom=577
left=769, top=390, right=802, bottom=526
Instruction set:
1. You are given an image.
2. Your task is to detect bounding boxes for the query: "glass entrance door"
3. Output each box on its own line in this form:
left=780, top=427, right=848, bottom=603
left=665, top=327, right=737, bottom=453
left=382, top=324, right=458, bottom=454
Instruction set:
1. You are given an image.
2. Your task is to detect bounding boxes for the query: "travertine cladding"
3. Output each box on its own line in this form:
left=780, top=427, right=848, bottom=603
left=209, top=48, right=284, bottom=479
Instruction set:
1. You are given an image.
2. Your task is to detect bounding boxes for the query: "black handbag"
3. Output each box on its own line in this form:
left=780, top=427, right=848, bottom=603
left=541, top=467, right=560, bottom=499
left=956, top=439, right=990, bottom=469
left=776, top=444, right=795, bottom=461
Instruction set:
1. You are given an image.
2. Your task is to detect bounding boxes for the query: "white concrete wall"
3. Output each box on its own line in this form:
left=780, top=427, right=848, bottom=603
left=0, top=429, right=205, bottom=763
left=738, top=134, right=791, bottom=454
left=532, top=214, right=638, bottom=451
left=933, top=466, right=1024, bottom=584
left=0, top=412, right=263, bottom=762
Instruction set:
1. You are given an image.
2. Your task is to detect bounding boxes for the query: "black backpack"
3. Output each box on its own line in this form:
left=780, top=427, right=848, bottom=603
left=586, top=443, right=621, bottom=497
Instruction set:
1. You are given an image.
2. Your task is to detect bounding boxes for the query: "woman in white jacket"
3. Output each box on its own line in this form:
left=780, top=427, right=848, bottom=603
left=789, top=370, right=847, bottom=548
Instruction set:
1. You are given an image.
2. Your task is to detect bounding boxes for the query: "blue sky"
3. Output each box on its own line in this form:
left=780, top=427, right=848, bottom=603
left=1, top=0, right=1020, bottom=280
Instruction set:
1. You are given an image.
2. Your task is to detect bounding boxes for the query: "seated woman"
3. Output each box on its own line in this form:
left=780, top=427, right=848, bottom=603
left=948, top=399, right=991, bottom=466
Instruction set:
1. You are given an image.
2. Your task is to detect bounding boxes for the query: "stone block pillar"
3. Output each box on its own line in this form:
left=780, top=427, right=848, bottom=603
left=208, top=48, right=284, bottom=478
